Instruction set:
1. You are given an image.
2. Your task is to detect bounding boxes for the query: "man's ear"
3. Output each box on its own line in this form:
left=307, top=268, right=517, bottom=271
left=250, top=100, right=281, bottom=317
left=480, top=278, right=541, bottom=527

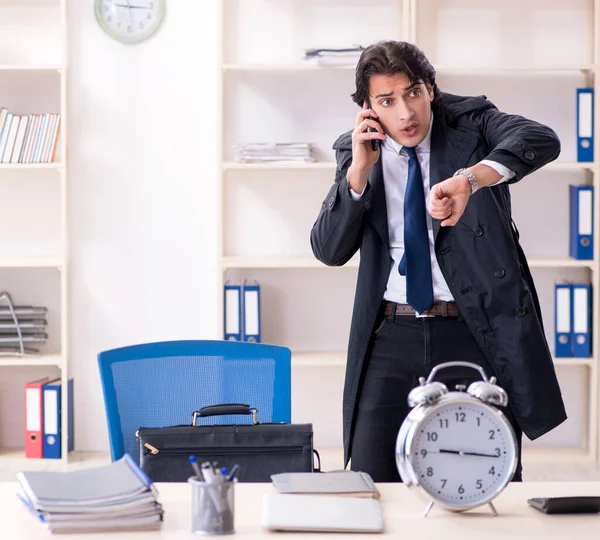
left=426, top=84, right=434, bottom=102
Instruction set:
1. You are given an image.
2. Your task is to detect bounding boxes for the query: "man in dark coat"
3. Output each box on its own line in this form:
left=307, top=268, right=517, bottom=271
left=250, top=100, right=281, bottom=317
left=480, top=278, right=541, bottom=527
left=310, top=41, right=567, bottom=482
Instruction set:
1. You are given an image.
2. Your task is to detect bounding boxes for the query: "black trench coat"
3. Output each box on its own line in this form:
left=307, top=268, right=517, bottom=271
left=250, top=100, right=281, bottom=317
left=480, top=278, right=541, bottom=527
left=310, top=92, right=567, bottom=466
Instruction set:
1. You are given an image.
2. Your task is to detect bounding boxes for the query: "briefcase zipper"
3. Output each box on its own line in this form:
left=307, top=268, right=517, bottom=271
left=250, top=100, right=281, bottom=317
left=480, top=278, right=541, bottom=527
left=142, top=445, right=304, bottom=456
left=144, top=443, right=160, bottom=455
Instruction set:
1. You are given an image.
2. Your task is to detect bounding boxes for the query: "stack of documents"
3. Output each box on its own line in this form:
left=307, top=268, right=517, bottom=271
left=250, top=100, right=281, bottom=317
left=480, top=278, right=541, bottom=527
left=303, top=45, right=364, bottom=66
left=234, top=143, right=315, bottom=163
left=0, top=291, right=48, bottom=355
left=16, top=454, right=164, bottom=534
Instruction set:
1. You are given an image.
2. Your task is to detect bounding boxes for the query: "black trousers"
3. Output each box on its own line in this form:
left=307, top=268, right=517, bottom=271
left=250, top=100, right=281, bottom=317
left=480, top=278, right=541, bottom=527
left=350, top=306, right=523, bottom=483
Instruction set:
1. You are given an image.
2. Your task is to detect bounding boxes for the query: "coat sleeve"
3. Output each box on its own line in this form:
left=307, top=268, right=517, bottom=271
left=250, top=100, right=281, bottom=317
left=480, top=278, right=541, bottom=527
left=310, top=135, right=372, bottom=267
left=474, top=106, right=561, bottom=183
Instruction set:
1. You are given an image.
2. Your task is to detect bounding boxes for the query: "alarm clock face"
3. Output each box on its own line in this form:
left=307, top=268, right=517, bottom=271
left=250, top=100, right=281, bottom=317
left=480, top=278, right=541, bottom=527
left=403, top=398, right=517, bottom=509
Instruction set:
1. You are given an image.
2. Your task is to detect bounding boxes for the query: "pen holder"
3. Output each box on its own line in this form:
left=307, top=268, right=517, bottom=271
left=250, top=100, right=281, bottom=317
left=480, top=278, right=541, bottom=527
left=189, top=476, right=236, bottom=535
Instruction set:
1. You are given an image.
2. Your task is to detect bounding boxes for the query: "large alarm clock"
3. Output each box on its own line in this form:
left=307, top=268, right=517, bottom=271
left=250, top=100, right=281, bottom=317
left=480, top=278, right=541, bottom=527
left=395, top=361, right=518, bottom=517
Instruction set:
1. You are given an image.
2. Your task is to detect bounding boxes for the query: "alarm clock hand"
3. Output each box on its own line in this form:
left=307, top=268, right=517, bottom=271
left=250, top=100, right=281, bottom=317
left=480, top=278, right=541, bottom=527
left=439, top=449, right=499, bottom=458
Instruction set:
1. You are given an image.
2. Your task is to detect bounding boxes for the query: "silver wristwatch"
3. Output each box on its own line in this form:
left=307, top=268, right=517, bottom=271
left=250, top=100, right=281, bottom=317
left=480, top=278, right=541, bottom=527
left=453, top=168, right=479, bottom=194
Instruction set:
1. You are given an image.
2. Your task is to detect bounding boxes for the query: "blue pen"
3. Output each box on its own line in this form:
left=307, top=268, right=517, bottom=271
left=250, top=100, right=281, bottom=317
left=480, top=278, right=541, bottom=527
left=226, top=464, right=240, bottom=482
left=189, top=456, right=203, bottom=480
left=221, top=466, right=229, bottom=478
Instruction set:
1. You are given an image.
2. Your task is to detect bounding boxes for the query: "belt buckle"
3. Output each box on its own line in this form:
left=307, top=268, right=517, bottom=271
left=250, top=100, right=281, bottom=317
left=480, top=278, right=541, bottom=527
left=415, top=310, right=435, bottom=318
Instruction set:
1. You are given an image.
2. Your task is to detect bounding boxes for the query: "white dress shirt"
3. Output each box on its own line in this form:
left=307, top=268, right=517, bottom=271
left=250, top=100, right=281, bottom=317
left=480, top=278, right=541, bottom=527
left=350, top=114, right=515, bottom=304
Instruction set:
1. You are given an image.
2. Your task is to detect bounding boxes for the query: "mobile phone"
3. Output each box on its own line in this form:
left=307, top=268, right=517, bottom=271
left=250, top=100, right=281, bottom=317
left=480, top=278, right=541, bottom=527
left=527, top=496, right=600, bottom=514
left=367, top=116, right=381, bottom=151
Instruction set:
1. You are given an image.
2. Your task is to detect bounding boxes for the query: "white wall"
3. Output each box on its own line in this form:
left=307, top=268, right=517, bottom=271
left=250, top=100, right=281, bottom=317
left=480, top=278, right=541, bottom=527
left=68, top=0, right=221, bottom=451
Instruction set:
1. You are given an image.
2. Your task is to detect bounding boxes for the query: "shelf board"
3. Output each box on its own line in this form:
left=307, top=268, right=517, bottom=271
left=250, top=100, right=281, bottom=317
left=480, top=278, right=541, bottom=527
left=0, top=353, right=63, bottom=368
left=223, top=64, right=595, bottom=74
left=546, top=161, right=596, bottom=171
left=435, top=64, right=595, bottom=74
left=0, top=65, right=62, bottom=72
left=527, top=257, right=595, bottom=269
left=223, top=63, right=355, bottom=72
left=0, top=163, right=62, bottom=170
left=554, top=357, right=594, bottom=367
left=223, top=161, right=335, bottom=170
left=0, top=257, right=63, bottom=268
left=222, top=256, right=359, bottom=269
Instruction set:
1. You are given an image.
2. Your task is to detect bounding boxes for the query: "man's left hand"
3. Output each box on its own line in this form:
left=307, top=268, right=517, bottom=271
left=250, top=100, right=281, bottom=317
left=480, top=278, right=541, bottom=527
left=428, top=175, right=472, bottom=227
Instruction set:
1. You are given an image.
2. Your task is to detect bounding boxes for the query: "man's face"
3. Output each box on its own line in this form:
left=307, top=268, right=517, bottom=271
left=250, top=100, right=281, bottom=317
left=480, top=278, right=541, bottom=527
left=368, top=73, right=434, bottom=147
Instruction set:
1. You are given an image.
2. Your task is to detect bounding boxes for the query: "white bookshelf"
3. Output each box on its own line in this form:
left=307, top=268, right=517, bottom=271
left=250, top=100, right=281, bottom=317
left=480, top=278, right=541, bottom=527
left=0, top=0, right=70, bottom=463
left=219, top=0, right=600, bottom=460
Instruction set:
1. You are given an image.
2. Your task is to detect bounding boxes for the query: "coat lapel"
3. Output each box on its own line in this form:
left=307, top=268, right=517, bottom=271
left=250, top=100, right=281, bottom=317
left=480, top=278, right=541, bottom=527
left=365, top=157, right=389, bottom=249
left=430, top=112, right=478, bottom=243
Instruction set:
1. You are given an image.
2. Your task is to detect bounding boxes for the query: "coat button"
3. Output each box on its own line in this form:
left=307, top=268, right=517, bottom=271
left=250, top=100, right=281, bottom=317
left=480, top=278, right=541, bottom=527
left=494, top=268, right=505, bottom=278
left=473, top=227, right=483, bottom=236
left=515, top=306, right=527, bottom=317
left=524, top=150, right=535, bottom=161
left=365, top=201, right=371, bottom=210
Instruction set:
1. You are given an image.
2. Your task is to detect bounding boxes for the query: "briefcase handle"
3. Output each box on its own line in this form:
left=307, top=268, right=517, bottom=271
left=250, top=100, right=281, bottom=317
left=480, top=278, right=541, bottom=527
left=192, top=403, right=259, bottom=426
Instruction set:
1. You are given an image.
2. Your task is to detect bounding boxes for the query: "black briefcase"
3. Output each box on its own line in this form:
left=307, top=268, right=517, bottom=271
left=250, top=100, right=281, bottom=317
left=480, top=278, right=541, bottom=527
left=137, top=404, right=317, bottom=482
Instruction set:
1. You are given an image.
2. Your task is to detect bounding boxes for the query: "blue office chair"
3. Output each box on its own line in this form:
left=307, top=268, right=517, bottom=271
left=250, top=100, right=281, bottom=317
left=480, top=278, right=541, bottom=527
left=97, top=340, right=291, bottom=461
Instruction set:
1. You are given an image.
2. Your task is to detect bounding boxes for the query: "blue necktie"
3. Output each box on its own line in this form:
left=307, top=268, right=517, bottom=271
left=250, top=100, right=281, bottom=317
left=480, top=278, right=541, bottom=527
left=398, top=146, right=434, bottom=313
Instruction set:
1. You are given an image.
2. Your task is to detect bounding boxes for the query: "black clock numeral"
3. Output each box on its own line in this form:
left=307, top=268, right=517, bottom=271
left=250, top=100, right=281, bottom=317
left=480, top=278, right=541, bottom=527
left=147, top=13, right=152, bottom=20
left=455, top=412, right=466, bottom=422
left=103, top=5, right=108, bottom=12
left=489, top=466, right=495, bottom=475
left=420, top=449, right=427, bottom=458
left=139, top=21, right=145, bottom=29
left=426, top=467, right=434, bottom=477
left=426, top=432, right=438, bottom=442
left=489, top=430, right=495, bottom=440
left=441, top=479, right=447, bottom=488
left=494, top=447, right=501, bottom=457
left=476, top=479, right=483, bottom=489
left=476, top=417, right=481, bottom=427
left=117, top=22, right=121, bottom=29
left=458, top=484, right=465, bottom=494
left=107, top=15, right=112, bottom=22
left=127, top=25, right=133, bottom=33
left=439, top=418, right=448, bottom=428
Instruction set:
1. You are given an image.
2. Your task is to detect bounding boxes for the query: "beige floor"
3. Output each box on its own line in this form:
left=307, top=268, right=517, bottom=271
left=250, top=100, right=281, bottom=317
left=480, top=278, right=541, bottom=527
left=2, top=448, right=600, bottom=482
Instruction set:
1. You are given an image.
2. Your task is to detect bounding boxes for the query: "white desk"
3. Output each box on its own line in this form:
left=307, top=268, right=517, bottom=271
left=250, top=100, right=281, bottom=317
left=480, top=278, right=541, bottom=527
left=2, top=481, right=600, bottom=538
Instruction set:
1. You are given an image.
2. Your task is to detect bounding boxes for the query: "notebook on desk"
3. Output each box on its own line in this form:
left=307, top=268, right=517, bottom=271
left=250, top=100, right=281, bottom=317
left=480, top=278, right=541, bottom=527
left=271, top=470, right=380, bottom=499
left=262, top=493, right=384, bottom=533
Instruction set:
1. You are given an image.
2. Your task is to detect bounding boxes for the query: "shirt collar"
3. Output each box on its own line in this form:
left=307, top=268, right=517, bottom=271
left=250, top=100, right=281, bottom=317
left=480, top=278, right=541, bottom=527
left=384, top=112, right=433, bottom=155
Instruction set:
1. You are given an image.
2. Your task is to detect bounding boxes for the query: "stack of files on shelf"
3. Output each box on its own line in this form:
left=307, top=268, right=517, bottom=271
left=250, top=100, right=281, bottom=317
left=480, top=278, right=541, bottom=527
left=224, top=281, right=261, bottom=342
left=555, top=283, right=592, bottom=358
left=303, top=45, right=364, bottom=66
left=0, top=301, right=48, bottom=355
left=234, top=143, right=315, bottom=163
left=0, top=107, right=61, bottom=164
left=16, top=454, right=164, bottom=534
left=25, top=377, right=74, bottom=459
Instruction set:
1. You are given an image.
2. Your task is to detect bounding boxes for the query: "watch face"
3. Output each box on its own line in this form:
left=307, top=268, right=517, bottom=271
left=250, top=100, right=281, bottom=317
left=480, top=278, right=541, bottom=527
left=404, top=399, right=517, bottom=508
left=95, top=0, right=165, bottom=43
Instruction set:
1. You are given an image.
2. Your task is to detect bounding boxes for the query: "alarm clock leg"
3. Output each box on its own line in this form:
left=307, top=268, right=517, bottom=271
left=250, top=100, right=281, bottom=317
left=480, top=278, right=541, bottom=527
left=488, top=502, right=498, bottom=516
left=423, top=500, right=434, bottom=517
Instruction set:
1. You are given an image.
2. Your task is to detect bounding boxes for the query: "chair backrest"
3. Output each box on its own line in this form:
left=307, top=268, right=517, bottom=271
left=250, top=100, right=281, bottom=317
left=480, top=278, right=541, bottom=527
left=97, top=340, right=291, bottom=461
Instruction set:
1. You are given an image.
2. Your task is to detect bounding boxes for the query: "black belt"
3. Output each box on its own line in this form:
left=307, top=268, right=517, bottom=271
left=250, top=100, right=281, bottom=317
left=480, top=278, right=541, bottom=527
left=383, top=300, right=459, bottom=317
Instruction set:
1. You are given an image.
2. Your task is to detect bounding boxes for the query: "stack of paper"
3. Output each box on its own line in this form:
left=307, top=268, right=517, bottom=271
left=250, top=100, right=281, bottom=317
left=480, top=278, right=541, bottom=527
left=303, top=46, right=364, bottom=66
left=16, top=455, right=164, bottom=534
left=234, top=143, right=315, bottom=163
left=271, top=470, right=380, bottom=499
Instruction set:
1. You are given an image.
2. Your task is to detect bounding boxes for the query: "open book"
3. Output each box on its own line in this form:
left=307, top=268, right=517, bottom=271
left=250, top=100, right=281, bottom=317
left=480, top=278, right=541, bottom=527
left=271, top=470, right=380, bottom=499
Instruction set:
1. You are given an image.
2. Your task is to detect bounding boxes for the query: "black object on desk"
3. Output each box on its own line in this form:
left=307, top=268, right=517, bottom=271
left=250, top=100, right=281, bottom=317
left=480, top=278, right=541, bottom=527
left=528, top=496, right=600, bottom=514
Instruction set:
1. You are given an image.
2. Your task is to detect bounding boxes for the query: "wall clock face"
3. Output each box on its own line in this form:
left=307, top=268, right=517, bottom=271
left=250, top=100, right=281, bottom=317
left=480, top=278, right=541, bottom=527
left=95, top=0, right=165, bottom=44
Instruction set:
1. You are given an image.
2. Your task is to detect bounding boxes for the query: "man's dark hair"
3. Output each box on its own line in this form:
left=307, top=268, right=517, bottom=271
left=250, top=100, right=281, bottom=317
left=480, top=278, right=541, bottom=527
left=351, top=41, right=442, bottom=107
